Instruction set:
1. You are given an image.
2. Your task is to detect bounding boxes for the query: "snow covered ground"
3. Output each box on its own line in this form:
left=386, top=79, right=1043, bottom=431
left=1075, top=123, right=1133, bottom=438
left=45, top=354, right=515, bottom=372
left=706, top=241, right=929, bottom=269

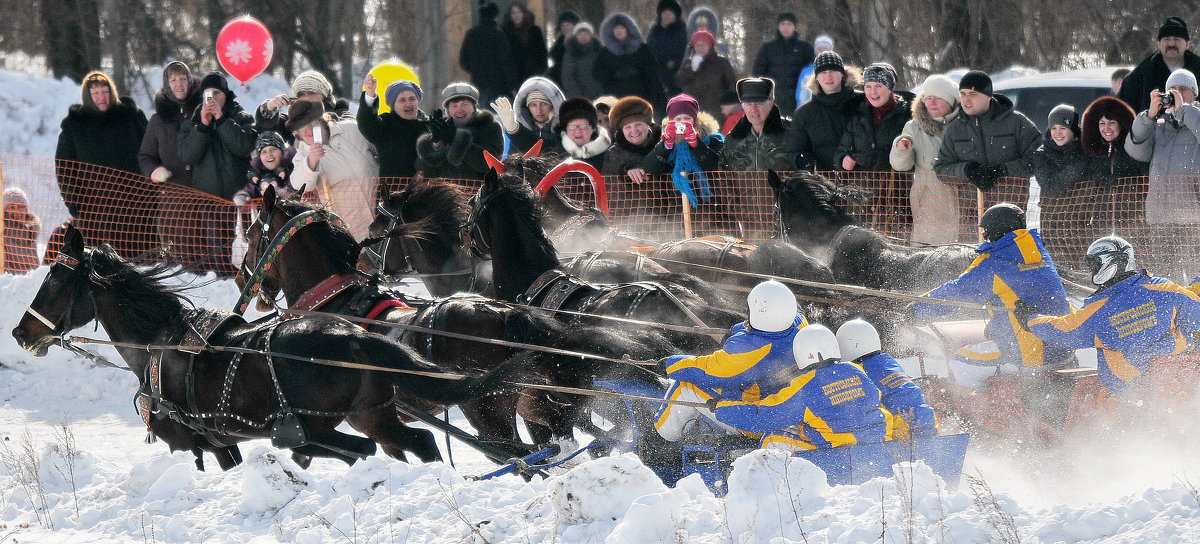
left=2, top=269, right=1200, bottom=543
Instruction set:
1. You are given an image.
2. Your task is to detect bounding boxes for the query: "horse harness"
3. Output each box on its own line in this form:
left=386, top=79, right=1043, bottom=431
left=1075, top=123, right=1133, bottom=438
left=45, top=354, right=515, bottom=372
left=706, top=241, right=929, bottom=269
left=235, top=208, right=335, bottom=315
left=518, top=269, right=708, bottom=328
left=649, top=236, right=754, bottom=269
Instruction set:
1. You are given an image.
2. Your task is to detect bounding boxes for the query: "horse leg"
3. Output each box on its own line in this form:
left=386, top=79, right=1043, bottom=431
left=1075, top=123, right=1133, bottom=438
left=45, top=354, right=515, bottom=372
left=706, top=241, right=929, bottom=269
left=211, top=445, right=243, bottom=471
left=290, top=444, right=357, bottom=466
left=346, top=408, right=441, bottom=463
left=291, top=452, right=313, bottom=469
left=459, top=395, right=531, bottom=458
left=517, top=390, right=576, bottom=446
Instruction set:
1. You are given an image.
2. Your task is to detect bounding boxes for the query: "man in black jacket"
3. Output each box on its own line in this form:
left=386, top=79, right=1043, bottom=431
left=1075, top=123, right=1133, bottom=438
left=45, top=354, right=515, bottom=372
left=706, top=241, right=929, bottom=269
left=417, top=83, right=504, bottom=180
left=460, top=2, right=519, bottom=105
left=752, top=13, right=814, bottom=115
left=1118, top=17, right=1200, bottom=113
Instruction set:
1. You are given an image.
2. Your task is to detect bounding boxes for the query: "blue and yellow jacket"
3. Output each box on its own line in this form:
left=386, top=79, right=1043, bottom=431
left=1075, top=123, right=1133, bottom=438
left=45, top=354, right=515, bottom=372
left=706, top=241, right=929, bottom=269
left=912, top=229, right=1072, bottom=367
left=1027, top=272, right=1200, bottom=392
left=858, top=351, right=938, bottom=439
left=664, top=316, right=807, bottom=403
left=712, top=360, right=891, bottom=449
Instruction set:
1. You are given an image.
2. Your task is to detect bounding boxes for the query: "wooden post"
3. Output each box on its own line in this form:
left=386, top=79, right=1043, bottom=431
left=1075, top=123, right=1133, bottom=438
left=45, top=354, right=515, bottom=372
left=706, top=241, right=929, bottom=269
left=0, top=161, right=5, bottom=273
left=681, top=194, right=693, bottom=239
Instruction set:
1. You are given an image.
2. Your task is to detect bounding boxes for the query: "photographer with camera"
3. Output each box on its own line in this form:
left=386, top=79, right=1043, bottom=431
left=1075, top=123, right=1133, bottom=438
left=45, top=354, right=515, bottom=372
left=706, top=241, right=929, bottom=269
left=1126, top=69, right=1200, bottom=281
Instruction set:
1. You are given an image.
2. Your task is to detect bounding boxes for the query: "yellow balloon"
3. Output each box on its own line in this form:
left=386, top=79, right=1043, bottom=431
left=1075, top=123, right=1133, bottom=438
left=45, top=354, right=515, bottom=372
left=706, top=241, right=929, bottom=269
left=367, top=61, right=421, bottom=114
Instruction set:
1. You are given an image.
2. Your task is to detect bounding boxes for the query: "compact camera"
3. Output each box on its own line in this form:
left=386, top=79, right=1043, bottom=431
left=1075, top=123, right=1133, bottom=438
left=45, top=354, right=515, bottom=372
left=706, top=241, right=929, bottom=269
left=1162, top=90, right=1175, bottom=108
left=675, top=122, right=686, bottom=135
left=204, top=90, right=214, bottom=104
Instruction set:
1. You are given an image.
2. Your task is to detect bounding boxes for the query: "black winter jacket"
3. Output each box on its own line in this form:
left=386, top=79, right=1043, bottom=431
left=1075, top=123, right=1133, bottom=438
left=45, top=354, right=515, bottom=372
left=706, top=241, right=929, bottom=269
left=459, top=22, right=519, bottom=101
left=55, top=97, right=148, bottom=216
left=416, top=110, right=505, bottom=180
left=788, top=69, right=865, bottom=170
left=752, top=33, right=814, bottom=114
left=139, top=85, right=201, bottom=186
left=838, top=93, right=913, bottom=171
left=356, top=92, right=428, bottom=178
left=602, top=125, right=661, bottom=177
left=176, top=100, right=257, bottom=200
left=1032, top=132, right=1088, bottom=197
left=1117, top=50, right=1200, bottom=114
left=647, top=18, right=688, bottom=97
left=505, top=24, right=549, bottom=83
left=596, top=14, right=663, bottom=108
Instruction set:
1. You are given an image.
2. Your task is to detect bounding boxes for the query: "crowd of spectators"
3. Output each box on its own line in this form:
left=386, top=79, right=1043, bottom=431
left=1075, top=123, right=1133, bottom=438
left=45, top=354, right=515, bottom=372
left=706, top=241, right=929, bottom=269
left=8, top=8, right=1199, bottom=279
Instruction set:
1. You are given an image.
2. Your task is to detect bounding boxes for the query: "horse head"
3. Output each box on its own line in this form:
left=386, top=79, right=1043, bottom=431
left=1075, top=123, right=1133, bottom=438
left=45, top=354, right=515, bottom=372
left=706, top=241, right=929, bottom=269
left=12, top=226, right=96, bottom=356
left=768, top=170, right=866, bottom=250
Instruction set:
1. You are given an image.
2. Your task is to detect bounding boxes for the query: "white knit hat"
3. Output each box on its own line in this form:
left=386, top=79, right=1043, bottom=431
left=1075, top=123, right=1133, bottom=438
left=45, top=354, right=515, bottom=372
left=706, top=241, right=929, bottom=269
left=921, top=74, right=959, bottom=106
left=292, top=70, right=333, bottom=99
left=1166, top=69, right=1198, bottom=96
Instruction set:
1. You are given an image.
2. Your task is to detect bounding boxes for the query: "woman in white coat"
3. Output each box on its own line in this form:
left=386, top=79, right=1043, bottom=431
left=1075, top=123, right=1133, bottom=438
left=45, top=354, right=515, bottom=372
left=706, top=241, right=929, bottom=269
left=286, top=100, right=379, bottom=241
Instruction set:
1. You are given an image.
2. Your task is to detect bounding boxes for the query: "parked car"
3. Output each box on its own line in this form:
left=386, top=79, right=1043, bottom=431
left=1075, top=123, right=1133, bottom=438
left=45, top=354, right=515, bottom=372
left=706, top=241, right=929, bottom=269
left=992, top=67, right=1119, bottom=131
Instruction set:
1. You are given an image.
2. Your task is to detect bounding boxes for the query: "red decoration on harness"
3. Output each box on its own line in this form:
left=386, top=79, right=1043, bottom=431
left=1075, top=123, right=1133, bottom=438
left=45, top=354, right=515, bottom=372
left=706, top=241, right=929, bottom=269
left=362, top=299, right=411, bottom=328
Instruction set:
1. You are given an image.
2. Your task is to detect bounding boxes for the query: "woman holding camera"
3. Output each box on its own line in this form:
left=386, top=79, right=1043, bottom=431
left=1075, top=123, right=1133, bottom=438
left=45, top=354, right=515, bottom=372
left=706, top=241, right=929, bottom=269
left=642, top=93, right=723, bottom=175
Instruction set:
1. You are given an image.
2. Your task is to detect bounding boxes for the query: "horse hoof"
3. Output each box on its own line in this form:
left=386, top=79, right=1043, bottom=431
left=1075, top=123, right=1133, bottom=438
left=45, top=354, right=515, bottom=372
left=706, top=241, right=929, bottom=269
left=291, top=452, right=313, bottom=469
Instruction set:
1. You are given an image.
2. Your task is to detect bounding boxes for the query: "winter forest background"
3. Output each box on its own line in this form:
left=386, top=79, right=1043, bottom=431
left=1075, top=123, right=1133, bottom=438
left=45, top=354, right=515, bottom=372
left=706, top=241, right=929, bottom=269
left=6, top=0, right=1200, bottom=107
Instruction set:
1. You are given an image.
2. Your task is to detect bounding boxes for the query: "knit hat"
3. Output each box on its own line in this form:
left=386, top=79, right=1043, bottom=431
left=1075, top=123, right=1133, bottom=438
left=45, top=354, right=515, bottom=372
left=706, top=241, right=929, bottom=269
left=1158, top=16, right=1189, bottom=41
left=656, top=0, right=682, bottom=18
left=593, top=95, right=617, bottom=115
left=920, top=74, right=959, bottom=106
left=479, top=1, right=499, bottom=20
left=557, top=10, right=580, bottom=26
left=81, top=70, right=120, bottom=109
left=719, top=89, right=740, bottom=105
left=573, top=21, right=595, bottom=38
left=3, top=187, right=28, bottom=208
left=284, top=100, right=325, bottom=133
left=1047, top=104, right=1080, bottom=134
left=199, top=71, right=235, bottom=101
left=385, top=80, right=422, bottom=110
left=958, top=70, right=993, bottom=97
left=440, top=81, right=479, bottom=107
left=291, top=70, right=333, bottom=99
left=736, top=77, right=775, bottom=102
left=814, top=35, right=835, bottom=52
left=691, top=29, right=715, bottom=48
left=1165, top=68, right=1199, bottom=95
left=526, top=89, right=552, bottom=107
left=863, top=62, right=896, bottom=89
left=812, top=51, right=845, bottom=75
left=558, top=96, right=598, bottom=129
left=254, top=131, right=287, bottom=156
left=666, top=93, right=700, bottom=119
left=609, top=96, right=653, bottom=130
left=777, top=12, right=797, bottom=25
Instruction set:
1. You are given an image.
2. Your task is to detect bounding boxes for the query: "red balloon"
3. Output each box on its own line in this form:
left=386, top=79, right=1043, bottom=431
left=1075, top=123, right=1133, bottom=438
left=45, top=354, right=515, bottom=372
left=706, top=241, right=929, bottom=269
left=216, top=16, right=273, bottom=84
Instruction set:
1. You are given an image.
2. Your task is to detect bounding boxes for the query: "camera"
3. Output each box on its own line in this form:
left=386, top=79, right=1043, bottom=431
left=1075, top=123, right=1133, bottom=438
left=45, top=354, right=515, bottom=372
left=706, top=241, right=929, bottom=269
left=204, top=90, right=214, bottom=104
left=675, top=122, right=686, bottom=135
left=1162, top=90, right=1175, bottom=108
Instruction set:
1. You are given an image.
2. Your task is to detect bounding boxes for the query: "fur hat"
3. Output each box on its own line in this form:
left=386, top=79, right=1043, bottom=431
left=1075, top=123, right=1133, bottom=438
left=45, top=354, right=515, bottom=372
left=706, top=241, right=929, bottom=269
left=479, top=1, right=499, bottom=20
left=777, top=12, right=797, bottom=25
left=557, top=10, right=580, bottom=27
left=1166, top=68, right=1199, bottom=95
left=719, top=89, right=740, bottom=106
left=958, top=70, right=993, bottom=97
left=440, top=81, right=479, bottom=107
left=1158, top=16, right=1189, bottom=41
left=385, top=80, right=422, bottom=110
left=1081, top=96, right=1136, bottom=156
left=736, top=77, right=775, bottom=102
left=863, top=62, right=896, bottom=89
left=656, top=0, right=682, bottom=19
left=292, top=70, right=333, bottom=99
left=1047, top=104, right=1080, bottom=135
left=609, top=96, right=653, bottom=130
left=921, top=74, right=959, bottom=106
left=558, top=96, right=598, bottom=130
left=284, top=100, right=325, bottom=133
left=254, top=131, right=287, bottom=156
left=199, top=72, right=235, bottom=101
left=813, top=51, right=844, bottom=75
left=666, top=93, right=700, bottom=119
left=691, top=29, right=715, bottom=48
left=814, top=35, right=834, bottom=52
left=81, top=70, right=120, bottom=109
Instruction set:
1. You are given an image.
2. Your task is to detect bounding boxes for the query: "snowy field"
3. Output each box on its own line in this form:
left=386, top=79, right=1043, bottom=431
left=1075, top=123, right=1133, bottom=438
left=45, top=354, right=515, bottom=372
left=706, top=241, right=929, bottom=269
left=2, top=269, right=1200, bottom=543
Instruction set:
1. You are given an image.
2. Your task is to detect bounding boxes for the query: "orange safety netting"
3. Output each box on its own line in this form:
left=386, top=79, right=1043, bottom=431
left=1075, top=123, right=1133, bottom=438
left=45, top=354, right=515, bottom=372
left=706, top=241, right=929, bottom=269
left=3, top=154, right=1199, bottom=284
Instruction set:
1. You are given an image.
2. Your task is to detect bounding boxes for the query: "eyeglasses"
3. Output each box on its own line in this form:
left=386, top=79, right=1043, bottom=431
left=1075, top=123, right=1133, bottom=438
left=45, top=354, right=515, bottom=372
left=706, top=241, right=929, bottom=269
left=565, top=123, right=593, bottom=134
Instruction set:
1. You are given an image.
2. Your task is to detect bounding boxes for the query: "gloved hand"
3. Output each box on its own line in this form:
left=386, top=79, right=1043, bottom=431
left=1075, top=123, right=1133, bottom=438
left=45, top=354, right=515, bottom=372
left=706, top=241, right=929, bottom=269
left=691, top=54, right=703, bottom=72
left=429, top=109, right=450, bottom=144
left=661, top=123, right=676, bottom=149
left=986, top=163, right=1006, bottom=183
left=705, top=397, right=720, bottom=411
left=232, top=190, right=250, bottom=207
left=436, top=110, right=458, bottom=144
left=680, top=121, right=699, bottom=147
left=490, top=97, right=519, bottom=134
left=964, top=162, right=995, bottom=191
left=1012, top=300, right=1038, bottom=329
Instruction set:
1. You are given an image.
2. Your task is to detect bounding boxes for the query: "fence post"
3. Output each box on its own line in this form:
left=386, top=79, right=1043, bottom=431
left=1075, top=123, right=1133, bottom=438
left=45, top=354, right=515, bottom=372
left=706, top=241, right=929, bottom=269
left=0, top=160, right=5, bottom=273
left=681, top=194, right=693, bottom=239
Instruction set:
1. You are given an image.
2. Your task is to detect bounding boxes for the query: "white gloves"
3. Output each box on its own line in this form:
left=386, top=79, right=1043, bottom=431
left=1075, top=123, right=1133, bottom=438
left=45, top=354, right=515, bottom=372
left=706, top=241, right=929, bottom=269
left=150, top=166, right=171, bottom=183
left=491, top=97, right=519, bottom=134
left=691, top=54, right=703, bottom=71
left=232, top=190, right=250, bottom=206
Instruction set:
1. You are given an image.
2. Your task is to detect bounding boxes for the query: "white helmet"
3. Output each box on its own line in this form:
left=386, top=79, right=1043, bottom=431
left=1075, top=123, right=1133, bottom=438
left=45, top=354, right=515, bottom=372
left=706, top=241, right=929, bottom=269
left=746, top=280, right=797, bottom=332
left=1086, top=236, right=1136, bottom=285
left=835, top=318, right=882, bottom=362
left=793, top=324, right=841, bottom=369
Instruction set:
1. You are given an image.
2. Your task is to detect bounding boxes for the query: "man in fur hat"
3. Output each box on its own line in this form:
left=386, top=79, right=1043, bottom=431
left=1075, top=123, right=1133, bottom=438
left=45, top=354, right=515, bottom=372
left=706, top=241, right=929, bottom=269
left=1118, top=17, right=1200, bottom=113
left=721, top=77, right=792, bottom=171
left=416, top=82, right=504, bottom=179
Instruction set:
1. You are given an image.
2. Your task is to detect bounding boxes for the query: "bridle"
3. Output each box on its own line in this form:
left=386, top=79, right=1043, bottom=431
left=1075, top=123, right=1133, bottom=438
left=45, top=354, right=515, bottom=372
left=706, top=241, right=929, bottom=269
left=773, top=200, right=793, bottom=244
left=361, top=200, right=419, bottom=276
left=234, top=206, right=331, bottom=315
left=464, top=190, right=501, bottom=260
left=24, top=252, right=92, bottom=338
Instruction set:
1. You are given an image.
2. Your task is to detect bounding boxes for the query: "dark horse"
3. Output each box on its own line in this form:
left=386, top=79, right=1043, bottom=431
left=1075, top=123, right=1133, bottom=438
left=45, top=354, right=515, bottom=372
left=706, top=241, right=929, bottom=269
left=239, top=188, right=674, bottom=449
left=768, top=170, right=977, bottom=294
left=12, top=226, right=527, bottom=470
left=465, top=166, right=746, bottom=353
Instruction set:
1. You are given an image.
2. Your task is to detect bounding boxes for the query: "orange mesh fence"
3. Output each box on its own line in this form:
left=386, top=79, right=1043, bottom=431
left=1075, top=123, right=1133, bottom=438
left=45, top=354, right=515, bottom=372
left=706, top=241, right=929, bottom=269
left=3, top=154, right=1198, bottom=284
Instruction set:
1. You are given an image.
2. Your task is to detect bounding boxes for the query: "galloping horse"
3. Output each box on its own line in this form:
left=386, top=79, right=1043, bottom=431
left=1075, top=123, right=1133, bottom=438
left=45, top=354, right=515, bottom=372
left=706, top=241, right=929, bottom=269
left=11, top=227, right=528, bottom=469
left=238, top=188, right=674, bottom=449
left=768, top=170, right=977, bottom=294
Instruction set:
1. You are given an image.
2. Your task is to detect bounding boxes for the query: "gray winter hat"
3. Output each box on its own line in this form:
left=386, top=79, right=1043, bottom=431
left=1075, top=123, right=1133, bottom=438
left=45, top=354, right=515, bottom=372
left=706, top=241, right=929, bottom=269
left=292, top=70, right=333, bottom=99
left=1047, top=104, right=1080, bottom=134
left=440, top=82, right=480, bottom=107
left=1165, top=69, right=1198, bottom=95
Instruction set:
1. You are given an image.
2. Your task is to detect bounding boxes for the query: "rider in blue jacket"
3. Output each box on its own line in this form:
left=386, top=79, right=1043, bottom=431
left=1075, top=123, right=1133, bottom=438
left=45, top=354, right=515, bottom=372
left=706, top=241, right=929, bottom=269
left=655, top=280, right=808, bottom=442
left=713, top=324, right=893, bottom=450
left=911, top=203, right=1073, bottom=369
left=836, top=318, right=938, bottom=439
left=1021, top=236, right=1200, bottom=394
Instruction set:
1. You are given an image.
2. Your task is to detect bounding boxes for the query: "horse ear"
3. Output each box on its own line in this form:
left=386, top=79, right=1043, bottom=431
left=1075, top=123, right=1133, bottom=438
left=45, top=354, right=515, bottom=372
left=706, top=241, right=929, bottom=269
left=64, top=224, right=85, bottom=257
left=262, top=184, right=277, bottom=214
left=766, top=169, right=782, bottom=192
left=484, top=167, right=500, bottom=192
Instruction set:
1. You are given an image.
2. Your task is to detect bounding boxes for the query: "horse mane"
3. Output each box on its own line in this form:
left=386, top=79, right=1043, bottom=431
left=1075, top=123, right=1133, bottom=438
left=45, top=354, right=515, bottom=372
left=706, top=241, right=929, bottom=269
left=487, top=169, right=558, bottom=262
left=273, top=197, right=361, bottom=272
left=87, top=245, right=193, bottom=341
left=785, top=171, right=869, bottom=223
left=388, top=179, right=469, bottom=248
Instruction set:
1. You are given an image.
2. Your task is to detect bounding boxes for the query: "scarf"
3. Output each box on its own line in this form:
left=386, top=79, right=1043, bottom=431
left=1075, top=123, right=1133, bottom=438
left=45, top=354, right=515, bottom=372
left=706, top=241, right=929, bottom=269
left=668, top=132, right=723, bottom=206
